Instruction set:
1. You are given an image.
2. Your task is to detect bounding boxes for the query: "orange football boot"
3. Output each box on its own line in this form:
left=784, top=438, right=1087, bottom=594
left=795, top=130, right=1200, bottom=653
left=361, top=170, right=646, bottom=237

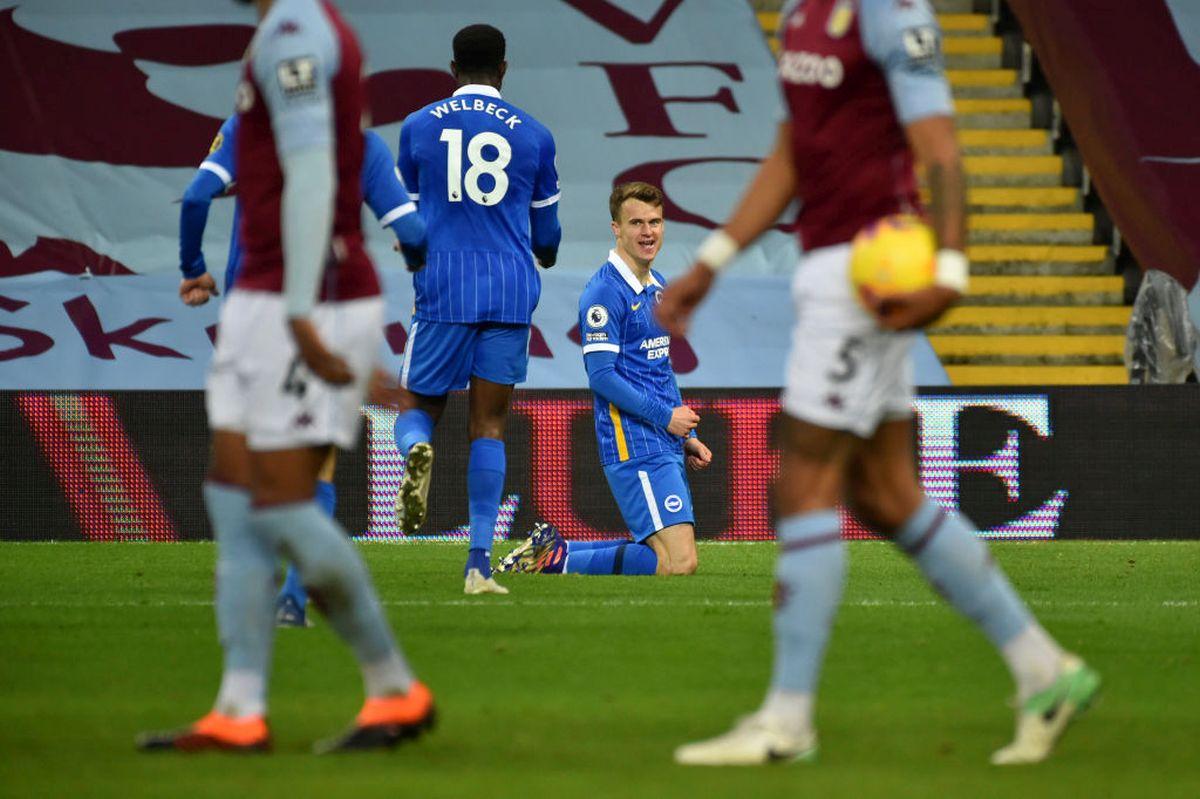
left=137, top=711, right=271, bottom=753
left=314, top=681, right=436, bottom=753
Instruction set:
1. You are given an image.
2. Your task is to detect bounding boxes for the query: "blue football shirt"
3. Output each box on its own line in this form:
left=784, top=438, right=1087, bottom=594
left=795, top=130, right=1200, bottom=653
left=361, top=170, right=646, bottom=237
left=398, top=84, right=560, bottom=324
left=181, top=117, right=418, bottom=290
left=580, top=252, right=686, bottom=466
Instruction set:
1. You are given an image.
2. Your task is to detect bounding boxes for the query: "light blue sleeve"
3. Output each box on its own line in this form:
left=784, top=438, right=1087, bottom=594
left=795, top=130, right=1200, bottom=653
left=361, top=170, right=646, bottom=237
left=250, top=4, right=339, bottom=156
left=859, top=0, right=953, bottom=125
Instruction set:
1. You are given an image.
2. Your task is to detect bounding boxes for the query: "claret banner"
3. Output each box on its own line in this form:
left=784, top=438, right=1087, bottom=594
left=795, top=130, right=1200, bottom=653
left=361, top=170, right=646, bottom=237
left=1, top=0, right=793, bottom=280
left=3, top=388, right=1198, bottom=542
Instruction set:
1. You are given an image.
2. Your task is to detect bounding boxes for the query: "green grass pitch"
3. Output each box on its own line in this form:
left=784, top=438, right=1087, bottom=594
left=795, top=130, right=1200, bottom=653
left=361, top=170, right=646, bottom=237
left=1, top=541, right=1197, bottom=798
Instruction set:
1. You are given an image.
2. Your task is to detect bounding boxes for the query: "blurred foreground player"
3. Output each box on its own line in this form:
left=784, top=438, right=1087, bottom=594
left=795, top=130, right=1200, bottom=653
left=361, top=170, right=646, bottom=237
left=140, top=0, right=433, bottom=753
left=499, top=183, right=711, bottom=577
left=660, top=0, right=1098, bottom=766
left=391, top=24, right=562, bottom=594
left=178, top=115, right=427, bottom=627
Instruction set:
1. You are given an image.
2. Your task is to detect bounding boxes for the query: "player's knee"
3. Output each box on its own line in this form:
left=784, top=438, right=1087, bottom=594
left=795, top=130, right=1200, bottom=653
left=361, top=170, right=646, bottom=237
left=847, top=487, right=908, bottom=536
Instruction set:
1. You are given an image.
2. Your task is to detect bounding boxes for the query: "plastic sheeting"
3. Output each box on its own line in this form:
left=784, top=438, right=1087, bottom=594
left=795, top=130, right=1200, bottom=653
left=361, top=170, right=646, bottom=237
left=1124, top=269, right=1200, bottom=383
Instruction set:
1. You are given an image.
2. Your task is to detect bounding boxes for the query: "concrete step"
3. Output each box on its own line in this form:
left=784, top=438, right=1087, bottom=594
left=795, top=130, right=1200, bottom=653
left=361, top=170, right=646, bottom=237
left=946, top=365, right=1128, bottom=385
left=961, top=154, right=1061, bottom=186
left=931, top=0, right=976, bottom=13
left=958, top=129, right=1053, bottom=155
left=963, top=276, right=1124, bottom=305
left=968, top=213, right=1093, bottom=244
left=939, top=14, right=992, bottom=35
left=967, top=245, right=1107, bottom=276
left=931, top=305, right=1130, bottom=334
left=961, top=187, right=1081, bottom=212
left=954, top=97, right=1031, bottom=129
left=930, top=335, right=1125, bottom=365
left=949, top=69, right=1022, bottom=99
left=945, top=36, right=1003, bottom=69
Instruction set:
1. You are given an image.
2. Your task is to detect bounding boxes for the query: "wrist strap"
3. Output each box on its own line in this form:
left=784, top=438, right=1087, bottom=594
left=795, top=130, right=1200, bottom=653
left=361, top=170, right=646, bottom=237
left=696, top=230, right=739, bottom=273
left=934, top=249, right=969, bottom=293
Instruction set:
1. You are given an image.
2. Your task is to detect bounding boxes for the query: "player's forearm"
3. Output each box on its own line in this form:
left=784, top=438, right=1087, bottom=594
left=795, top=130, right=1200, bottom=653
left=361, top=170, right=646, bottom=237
left=907, top=115, right=967, bottom=252
left=179, top=170, right=225, bottom=278
left=585, top=357, right=673, bottom=429
left=386, top=209, right=425, bottom=247
left=924, top=157, right=967, bottom=252
left=388, top=212, right=427, bottom=270
left=530, top=206, right=562, bottom=267
left=280, top=146, right=335, bottom=317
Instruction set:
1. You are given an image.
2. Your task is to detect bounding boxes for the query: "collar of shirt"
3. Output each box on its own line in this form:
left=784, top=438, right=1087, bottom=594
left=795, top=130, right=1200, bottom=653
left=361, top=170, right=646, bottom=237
left=608, top=249, right=662, bottom=295
left=453, top=84, right=502, bottom=99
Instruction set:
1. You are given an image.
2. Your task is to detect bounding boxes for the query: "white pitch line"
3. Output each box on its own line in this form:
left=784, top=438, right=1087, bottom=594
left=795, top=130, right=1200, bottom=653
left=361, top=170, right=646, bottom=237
left=0, top=598, right=1195, bottom=609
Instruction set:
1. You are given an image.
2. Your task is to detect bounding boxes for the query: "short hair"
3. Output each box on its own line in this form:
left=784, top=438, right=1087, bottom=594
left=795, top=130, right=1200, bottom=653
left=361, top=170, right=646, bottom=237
left=453, top=24, right=506, bottom=75
left=609, top=182, right=664, bottom=222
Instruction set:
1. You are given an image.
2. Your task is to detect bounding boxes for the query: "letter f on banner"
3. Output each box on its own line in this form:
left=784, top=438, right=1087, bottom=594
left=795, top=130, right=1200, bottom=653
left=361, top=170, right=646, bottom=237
left=914, top=396, right=1068, bottom=539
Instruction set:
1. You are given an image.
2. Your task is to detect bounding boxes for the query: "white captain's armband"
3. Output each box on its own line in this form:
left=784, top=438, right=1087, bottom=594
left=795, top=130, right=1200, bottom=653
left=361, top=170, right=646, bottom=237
left=934, top=249, right=969, bottom=293
left=696, top=229, right=739, bottom=273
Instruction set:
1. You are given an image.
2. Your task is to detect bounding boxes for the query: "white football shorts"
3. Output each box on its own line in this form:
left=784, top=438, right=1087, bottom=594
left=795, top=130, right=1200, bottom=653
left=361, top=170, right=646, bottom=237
left=206, top=290, right=384, bottom=451
left=780, top=242, right=915, bottom=438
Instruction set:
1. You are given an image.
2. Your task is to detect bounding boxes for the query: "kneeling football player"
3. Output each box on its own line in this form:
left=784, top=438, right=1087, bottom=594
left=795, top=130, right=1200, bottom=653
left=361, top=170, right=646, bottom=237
left=500, top=182, right=712, bottom=577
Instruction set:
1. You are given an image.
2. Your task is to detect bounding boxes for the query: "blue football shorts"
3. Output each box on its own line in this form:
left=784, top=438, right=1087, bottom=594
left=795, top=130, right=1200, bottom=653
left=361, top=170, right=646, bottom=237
left=603, top=451, right=695, bottom=542
left=400, top=320, right=530, bottom=396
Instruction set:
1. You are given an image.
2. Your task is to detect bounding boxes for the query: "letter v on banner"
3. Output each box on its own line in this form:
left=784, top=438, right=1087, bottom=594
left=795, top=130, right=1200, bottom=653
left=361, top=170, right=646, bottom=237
left=561, top=0, right=685, bottom=44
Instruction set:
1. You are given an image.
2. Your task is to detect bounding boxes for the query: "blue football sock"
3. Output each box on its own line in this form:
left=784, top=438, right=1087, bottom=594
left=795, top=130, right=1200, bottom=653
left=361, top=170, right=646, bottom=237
left=466, top=438, right=505, bottom=576
left=564, top=542, right=657, bottom=575
left=566, top=538, right=630, bottom=553
left=770, top=510, right=846, bottom=694
left=315, top=479, right=337, bottom=516
left=253, top=501, right=415, bottom=695
left=895, top=498, right=1032, bottom=647
left=279, top=564, right=307, bottom=608
left=205, top=482, right=276, bottom=717
left=393, top=409, right=434, bottom=456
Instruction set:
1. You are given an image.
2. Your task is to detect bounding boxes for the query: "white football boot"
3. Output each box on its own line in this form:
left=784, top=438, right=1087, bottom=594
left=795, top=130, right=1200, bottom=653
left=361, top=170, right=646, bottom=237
left=463, top=568, right=509, bottom=595
left=991, top=654, right=1101, bottom=765
left=674, top=712, right=818, bottom=766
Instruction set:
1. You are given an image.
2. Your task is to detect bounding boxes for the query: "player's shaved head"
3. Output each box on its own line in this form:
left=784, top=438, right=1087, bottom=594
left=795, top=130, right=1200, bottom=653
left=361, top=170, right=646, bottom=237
left=453, top=24, right=506, bottom=77
left=609, top=182, right=664, bottom=222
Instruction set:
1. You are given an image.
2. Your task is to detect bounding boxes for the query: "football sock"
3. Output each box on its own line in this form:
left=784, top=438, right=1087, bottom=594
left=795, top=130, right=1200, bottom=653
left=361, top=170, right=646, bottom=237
left=895, top=498, right=1056, bottom=698
left=252, top=501, right=415, bottom=697
left=466, top=437, right=505, bottom=577
left=315, top=479, right=337, bottom=516
left=205, top=482, right=275, bottom=718
left=214, top=670, right=266, bottom=720
left=563, top=542, right=657, bottom=575
left=769, top=510, right=846, bottom=700
left=278, top=480, right=336, bottom=608
left=393, top=409, right=433, bottom=456
left=565, top=538, right=630, bottom=552
left=759, top=689, right=814, bottom=738
left=1001, top=622, right=1065, bottom=702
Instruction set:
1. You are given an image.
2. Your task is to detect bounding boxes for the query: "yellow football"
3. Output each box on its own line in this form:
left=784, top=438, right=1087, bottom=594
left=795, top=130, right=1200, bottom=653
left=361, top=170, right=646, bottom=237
left=849, top=214, right=936, bottom=297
